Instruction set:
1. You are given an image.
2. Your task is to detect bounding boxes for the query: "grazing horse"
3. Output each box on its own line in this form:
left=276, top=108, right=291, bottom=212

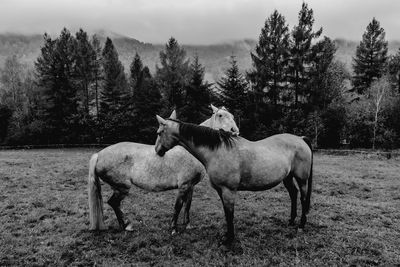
left=88, top=105, right=239, bottom=234
left=155, top=115, right=313, bottom=244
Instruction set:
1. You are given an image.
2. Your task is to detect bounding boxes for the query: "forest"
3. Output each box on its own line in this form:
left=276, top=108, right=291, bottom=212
left=1, top=3, right=400, bottom=149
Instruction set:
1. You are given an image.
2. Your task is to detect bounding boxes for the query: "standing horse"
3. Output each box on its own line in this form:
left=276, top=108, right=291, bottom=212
left=88, top=105, right=239, bottom=235
left=155, top=115, right=313, bottom=244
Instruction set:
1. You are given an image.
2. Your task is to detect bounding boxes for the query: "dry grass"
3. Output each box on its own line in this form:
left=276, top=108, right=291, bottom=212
left=0, top=148, right=399, bottom=266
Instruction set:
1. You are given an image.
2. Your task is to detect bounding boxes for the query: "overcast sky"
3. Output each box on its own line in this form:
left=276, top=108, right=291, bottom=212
left=1, top=0, right=399, bottom=44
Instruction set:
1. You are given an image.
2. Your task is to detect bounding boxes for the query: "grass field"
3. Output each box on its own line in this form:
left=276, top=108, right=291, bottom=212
left=0, top=148, right=399, bottom=266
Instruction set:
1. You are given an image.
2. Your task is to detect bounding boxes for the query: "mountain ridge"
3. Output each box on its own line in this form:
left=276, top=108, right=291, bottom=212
left=1, top=32, right=399, bottom=82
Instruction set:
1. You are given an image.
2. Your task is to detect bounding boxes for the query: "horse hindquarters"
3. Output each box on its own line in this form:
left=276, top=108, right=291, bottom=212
left=88, top=153, right=106, bottom=230
left=293, top=137, right=313, bottom=228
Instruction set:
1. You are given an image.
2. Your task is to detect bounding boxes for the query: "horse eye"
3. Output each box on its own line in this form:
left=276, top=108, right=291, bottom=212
left=218, top=114, right=222, bottom=117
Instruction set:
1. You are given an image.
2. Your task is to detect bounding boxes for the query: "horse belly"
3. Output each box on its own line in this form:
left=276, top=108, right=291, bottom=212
left=130, top=157, right=179, bottom=192
left=238, top=156, right=290, bottom=191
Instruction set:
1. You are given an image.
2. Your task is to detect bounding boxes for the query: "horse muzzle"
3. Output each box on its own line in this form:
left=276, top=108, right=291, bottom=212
left=155, top=145, right=167, bottom=156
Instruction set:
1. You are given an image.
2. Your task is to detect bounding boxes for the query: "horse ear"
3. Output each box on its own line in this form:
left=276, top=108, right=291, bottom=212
left=169, top=110, right=177, bottom=120
left=210, top=104, right=218, bottom=113
left=156, top=115, right=166, bottom=125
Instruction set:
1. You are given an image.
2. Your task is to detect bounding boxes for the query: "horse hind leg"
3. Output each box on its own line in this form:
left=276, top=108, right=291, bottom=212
left=108, top=189, right=131, bottom=231
left=283, top=175, right=298, bottom=226
left=294, top=177, right=308, bottom=229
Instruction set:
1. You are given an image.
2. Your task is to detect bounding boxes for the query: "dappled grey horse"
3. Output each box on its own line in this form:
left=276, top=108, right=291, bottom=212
left=155, top=115, right=313, bottom=244
left=88, top=105, right=239, bottom=235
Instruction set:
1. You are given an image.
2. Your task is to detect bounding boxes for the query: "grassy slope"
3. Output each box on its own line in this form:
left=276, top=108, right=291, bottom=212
left=0, top=149, right=399, bottom=266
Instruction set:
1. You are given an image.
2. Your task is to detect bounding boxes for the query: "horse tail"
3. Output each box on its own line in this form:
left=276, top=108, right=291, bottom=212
left=88, top=153, right=106, bottom=230
left=302, top=136, right=313, bottom=214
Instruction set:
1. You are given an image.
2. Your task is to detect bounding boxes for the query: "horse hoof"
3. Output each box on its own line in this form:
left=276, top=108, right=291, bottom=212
left=219, top=235, right=234, bottom=247
left=171, top=229, right=177, bottom=236
left=125, top=224, right=134, bottom=231
left=185, top=223, right=193, bottom=230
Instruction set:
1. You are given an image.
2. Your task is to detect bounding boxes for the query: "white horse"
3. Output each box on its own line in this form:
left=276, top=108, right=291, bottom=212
left=88, top=105, right=239, bottom=235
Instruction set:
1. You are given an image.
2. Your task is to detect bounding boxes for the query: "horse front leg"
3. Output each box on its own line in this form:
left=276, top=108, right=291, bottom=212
left=182, top=187, right=194, bottom=230
left=217, top=187, right=236, bottom=245
left=171, top=189, right=187, bottom=235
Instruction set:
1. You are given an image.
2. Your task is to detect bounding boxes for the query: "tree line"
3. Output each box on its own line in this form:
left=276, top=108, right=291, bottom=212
left=1, top=3, right=400, bottom=149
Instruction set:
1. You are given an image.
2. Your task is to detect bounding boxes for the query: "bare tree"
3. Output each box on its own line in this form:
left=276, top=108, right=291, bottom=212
left=368, top=75, right=395, bottom=149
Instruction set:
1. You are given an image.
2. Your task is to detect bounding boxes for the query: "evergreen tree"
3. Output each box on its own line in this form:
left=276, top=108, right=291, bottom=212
left=218, top=55, right=249, bottom=128
left=309, top=36, right=337, bottom=109
left=155, top=37, right=190, bottom=111
left=180, top=55, right=212, bottom=123
left=388, top=48, right=400, bottom=93
left=289, top=3, right=322, bottom=106
left=352, top=18, right=388, bottom=94
left=131, top=67, right=162, bottom=143
left=129, top=52, right=144, bottom=96
left=125, top=53, right=158, bottom=142
left=0, top=104, right=12, bottom=143
left=246, top=9, right=295, bottom=138
left=100, top=37, right=128, bottom=116
left=99, top=37, right=128, bottom=142
left=35, top=29, right=79, bottom=143
left=91, top=34, right=102, bottom=118
left=74, top=29, right=96, bottom=116
left=74, top=29, right=97, bottom=142
left=248, top=10, right=290, bottom=106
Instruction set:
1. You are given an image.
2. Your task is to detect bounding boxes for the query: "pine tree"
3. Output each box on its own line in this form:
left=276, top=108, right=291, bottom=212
left=35, top=29, right=79, bottom=143
left=388, top=48, right=400, bottom=93
left=248, top=10, right=290, bottom=106
left=124, top=53, right=158, bottom=142
left=180, top=55, right=212, bottom=123
left=129, top=52, right=144, bottom=96
left=155, top=37, right=190, bottom=111
left=91, top=34, right=102, bottom=118
left=218, top=55, right=248, bottom=127
left=100, top=37, right=128, bottom=116
left=309, top=36, right=337, bottom=109
left=246, top=9, right=293, bottom=138
left=0, top=104, right=12, bottom=143
left=289, top=3, right=322, bottom=106
left=74, top=29, right=96, bottom=116
left=352, top=18, right=388, bottom=94
left=99, top=37, right=128, bottom=142
left=131, top=67, right=162, bottom=143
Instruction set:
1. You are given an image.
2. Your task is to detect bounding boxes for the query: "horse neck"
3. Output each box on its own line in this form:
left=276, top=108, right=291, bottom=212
left=199, top=117, right=212, bottom=127
left=177, top=137, right=214, bottom=168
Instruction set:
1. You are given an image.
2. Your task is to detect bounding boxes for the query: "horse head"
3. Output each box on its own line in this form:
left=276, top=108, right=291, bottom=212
left=207, top=104, right=239, bottom=136
left=155, top=111, right=180, bottom=156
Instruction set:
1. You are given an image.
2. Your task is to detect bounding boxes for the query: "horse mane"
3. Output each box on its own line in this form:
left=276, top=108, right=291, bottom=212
left=167, top=119, right=235, bottom=150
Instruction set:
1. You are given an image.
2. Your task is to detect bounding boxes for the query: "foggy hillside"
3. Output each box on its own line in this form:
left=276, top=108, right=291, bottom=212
left=1, top=32, right=399, bottom=82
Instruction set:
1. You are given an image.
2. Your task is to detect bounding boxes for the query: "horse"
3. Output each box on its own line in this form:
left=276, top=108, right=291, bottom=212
left=88, top=105, right=239, bottom=235
left=154, top=115, right=313, bottom=245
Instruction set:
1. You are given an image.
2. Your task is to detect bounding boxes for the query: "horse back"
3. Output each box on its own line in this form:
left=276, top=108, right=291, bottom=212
left=95, top=142, right=205, bottom=191
left=235, top=134, right=311, bottom=190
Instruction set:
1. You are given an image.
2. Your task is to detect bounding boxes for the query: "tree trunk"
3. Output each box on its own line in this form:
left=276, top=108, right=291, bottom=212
left=372, top=110, right=378, bottom=150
